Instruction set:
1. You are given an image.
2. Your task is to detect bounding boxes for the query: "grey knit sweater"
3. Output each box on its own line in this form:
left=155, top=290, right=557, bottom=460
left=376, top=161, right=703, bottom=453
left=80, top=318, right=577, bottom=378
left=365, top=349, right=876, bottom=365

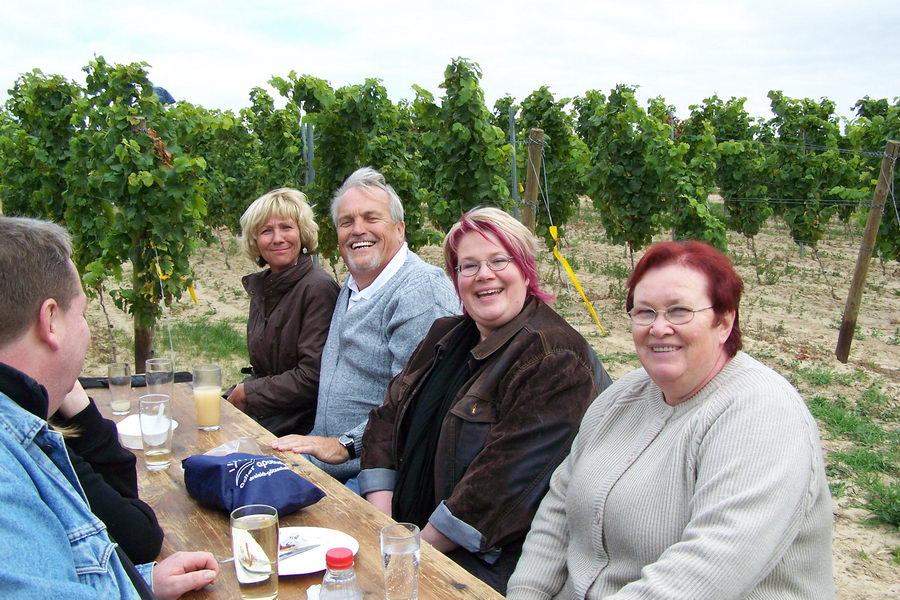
left=507, top=352, right=834, bottom=599
left=308, top=250, right=459, bottom=481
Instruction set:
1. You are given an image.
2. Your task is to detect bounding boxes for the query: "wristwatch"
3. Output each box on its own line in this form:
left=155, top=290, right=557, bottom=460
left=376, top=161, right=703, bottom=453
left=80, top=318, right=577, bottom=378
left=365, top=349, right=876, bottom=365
left=338, top=434, right=356, bottom=459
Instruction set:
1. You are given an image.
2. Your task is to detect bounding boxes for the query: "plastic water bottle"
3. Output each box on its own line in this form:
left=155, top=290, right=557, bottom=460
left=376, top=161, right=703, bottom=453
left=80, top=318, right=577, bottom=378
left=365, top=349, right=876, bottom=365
left=320, top=547, right=362, bottom=600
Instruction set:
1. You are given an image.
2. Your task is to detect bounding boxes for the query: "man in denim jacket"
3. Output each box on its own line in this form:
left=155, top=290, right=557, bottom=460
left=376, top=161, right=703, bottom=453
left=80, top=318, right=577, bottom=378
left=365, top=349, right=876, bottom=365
left=0, top=217, right=218, bottom=599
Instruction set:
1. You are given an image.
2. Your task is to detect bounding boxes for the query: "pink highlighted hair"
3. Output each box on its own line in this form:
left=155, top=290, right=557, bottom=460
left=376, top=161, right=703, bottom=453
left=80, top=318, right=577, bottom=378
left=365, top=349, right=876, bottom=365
left=442, top=206, right=553, bottom=304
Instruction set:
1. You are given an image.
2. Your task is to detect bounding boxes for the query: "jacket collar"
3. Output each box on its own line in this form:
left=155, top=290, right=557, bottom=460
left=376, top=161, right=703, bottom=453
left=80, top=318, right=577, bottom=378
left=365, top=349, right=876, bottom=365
left=0, top=361, right=50, bottom=420
left=243, top=253, right=314, bottom=296
left=468, top=296, right=540, bottom=361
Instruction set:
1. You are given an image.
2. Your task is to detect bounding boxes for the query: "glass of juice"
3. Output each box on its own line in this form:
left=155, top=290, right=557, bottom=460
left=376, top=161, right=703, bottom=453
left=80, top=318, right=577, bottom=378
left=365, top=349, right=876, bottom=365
left=231, top=504, right=279, bottom=600
left=108, top=362, right=132, bottom=415
left=138, top=394, right=173, bottom=470
left=192, top=364, right=222, bottom=431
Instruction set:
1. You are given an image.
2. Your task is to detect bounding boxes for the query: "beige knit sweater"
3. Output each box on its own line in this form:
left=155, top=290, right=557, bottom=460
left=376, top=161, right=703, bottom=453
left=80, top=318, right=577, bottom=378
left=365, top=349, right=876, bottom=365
left=507, top=352, right=834, bottom=599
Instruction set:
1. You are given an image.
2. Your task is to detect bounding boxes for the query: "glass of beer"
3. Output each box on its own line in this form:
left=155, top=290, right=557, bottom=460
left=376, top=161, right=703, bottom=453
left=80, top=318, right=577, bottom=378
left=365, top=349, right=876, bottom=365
left=231, top=504, right=279, bottom=600
left=381, top=522, right=420, bottom=600
left=192, top=364, right=221, bottom=431
left=108, top=362, right=132, bottom=415
left=145, top=356, right=175, bottom=397
left=138, top=394, right=173, bottom=470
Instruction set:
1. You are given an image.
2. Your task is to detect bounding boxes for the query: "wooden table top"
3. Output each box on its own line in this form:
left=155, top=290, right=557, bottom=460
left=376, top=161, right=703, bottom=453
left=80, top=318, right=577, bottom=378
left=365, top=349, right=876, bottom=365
left=100, top=383, right=503, bottom=600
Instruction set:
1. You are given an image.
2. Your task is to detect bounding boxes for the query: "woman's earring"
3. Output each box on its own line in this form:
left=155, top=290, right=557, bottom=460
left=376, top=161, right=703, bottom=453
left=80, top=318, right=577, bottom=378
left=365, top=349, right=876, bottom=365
left=302, top=247, right=308, bottom=254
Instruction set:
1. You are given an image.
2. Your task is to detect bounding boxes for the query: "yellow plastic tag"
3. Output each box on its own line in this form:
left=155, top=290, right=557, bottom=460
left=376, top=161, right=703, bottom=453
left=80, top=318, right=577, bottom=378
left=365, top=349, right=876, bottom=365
left=155, top=262, right=170, bottom=280
left=188, top=285, right=198, bottom=304
left=550, top=226, right=607, bottom=336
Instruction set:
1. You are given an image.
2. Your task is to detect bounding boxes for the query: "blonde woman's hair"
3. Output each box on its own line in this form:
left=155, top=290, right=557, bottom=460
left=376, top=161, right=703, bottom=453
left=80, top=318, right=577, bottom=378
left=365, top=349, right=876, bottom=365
left=238, top=188, right=319, bottom=267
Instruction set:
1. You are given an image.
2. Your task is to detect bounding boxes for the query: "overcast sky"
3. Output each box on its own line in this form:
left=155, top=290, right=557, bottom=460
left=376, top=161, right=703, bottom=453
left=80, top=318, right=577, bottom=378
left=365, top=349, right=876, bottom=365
left=2, top=1, right=897, bottom=125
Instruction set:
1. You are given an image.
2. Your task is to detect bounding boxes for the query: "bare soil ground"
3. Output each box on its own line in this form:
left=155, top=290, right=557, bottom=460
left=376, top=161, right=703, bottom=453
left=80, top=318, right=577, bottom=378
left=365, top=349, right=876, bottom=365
left=83, top=200, right=899, bottom=598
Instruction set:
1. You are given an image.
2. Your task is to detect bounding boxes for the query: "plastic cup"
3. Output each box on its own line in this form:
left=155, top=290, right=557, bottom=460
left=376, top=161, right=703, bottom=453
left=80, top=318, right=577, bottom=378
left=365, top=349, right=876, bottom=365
left=139, top=394, right=173, bottom=470
left=193, top=364, right=222, bottom=431
left=108, top=362, right=132, bottom=415
left=381, top=523, right=420, bottom=600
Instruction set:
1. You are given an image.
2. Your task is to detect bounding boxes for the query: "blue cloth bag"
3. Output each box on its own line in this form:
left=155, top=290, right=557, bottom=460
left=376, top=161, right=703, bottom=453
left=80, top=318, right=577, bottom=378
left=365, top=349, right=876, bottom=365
left=183, top=452, right=325, bottom=516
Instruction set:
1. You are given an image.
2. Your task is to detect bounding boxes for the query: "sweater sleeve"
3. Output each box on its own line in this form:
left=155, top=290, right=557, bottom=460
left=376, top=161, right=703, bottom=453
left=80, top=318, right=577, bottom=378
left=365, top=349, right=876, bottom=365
left=244, top=277, right=340, bottom=421
left=60, top=400, right=164, bottom=564
left=608, top=384, right=829, bottom=599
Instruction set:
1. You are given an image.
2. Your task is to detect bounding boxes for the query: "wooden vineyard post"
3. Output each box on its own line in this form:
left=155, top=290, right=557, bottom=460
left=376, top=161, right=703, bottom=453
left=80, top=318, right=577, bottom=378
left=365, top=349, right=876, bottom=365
left=522, top=128, right=544, bottom=233
left=835, top=139, right=900, bottom=363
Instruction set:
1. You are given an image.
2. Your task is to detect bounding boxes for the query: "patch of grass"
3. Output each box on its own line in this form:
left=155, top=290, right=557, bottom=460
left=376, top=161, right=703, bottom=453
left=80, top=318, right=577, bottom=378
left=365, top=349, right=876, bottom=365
left=858, top=384, right=900, bottom=421
left=797, top=365, right=835, bottom=386
left=153, top=318, right=247, bottom=363
left=829, top=448, right=896, bottom=477
left=597, top=350, right=638, bottom=365
left=891, top=546, right=900, bottom=565
left=859, top=475, right=900, bottom=528
left=808, top=396, right=887, bottom=446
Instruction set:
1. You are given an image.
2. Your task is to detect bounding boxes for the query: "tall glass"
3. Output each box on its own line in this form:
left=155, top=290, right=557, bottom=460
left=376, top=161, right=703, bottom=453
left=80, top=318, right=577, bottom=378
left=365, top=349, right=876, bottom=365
left=381, top=523, right=420, bottom=600
left=145, top=356, right=175, bottom=397
left=108, top=362, right=132, bottom=415
left=138, top=394, right=173, bottom=470
left=231, top=504, right=279, bottom=600
left=192, top=364, right=222, bottom=431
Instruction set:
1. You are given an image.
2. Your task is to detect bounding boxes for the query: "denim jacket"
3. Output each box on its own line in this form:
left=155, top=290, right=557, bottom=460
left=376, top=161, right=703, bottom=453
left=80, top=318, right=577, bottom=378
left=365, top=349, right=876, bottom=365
left=0, top=364, right=151, bottom=599
left=359, top=298, right=597, bottom=561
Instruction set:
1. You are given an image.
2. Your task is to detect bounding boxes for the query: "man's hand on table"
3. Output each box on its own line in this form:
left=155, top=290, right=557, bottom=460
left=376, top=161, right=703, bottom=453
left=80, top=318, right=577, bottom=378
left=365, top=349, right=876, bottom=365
left=226, top=383, right=248, bottom=411
left=152, top=551, right=219, bottom=600
left=271, top=434, right=350, bottom=464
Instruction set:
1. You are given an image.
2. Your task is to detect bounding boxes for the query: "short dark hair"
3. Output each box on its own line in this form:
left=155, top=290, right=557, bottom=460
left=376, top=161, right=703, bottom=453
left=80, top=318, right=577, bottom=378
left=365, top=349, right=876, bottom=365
left=0, top=217, right=79, bottom=347
left=626, top=240, right=744, bottom=357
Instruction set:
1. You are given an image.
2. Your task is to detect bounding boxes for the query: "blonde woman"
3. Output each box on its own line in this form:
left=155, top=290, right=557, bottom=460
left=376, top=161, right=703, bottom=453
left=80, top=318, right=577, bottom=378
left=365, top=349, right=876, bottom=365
left=226, top=188, right=340, bottom=436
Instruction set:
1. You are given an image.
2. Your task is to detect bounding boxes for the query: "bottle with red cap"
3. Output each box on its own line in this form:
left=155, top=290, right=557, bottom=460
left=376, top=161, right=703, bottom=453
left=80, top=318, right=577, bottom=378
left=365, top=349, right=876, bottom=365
left=320, top=547, right=362, bottom=599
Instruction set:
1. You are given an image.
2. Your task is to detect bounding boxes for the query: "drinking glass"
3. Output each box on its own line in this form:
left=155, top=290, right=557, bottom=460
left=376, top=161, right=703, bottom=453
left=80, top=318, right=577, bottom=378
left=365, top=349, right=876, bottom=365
left=145, top=356, right=175, bottom=397
left=192, top=364, right=222, bottom=431
left=230, top=504, right=279, bottom=600
left=138, top=394, right=173, bottom=470
left=381, top=522, right=420, bottom=600
left=107, top=362, right=132, bottom=415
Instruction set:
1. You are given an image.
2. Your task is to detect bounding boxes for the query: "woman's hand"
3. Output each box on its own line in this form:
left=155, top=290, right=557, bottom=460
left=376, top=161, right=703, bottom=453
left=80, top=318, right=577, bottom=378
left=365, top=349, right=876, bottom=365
left=56, top=380, right=91, bottom=419
left=151, top=551, right=218, bottom=600
left=226, top=383, right=247, bottom=411
left=365, top=490, right=393, bottom=517
left=271, top=435, right=350, bottom=464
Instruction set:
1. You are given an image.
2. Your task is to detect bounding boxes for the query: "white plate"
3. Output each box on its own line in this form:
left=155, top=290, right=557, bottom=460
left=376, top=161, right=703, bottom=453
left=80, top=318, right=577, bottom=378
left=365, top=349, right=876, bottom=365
left=278, top=526, right=359, bottom=576
left=115, top=414, right=179, bottom=450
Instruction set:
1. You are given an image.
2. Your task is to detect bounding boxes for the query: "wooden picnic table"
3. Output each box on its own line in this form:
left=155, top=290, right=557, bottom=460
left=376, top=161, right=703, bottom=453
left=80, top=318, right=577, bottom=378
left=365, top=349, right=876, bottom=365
left=99, top=382, right=504, bottom=600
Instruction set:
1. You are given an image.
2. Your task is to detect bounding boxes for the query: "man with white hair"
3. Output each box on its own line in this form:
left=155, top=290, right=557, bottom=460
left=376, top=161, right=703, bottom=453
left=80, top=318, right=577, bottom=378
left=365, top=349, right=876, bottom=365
left=0, top=216, right=218, bottom=599
left=272, top=167, right=459, bottom=483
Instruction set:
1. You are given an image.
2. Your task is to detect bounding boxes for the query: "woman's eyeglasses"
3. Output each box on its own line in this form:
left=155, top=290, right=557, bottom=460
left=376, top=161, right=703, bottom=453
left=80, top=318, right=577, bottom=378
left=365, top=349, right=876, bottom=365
left=627, top=306, right=713, bottom=326
left=455, top=256, right=514, bottom=277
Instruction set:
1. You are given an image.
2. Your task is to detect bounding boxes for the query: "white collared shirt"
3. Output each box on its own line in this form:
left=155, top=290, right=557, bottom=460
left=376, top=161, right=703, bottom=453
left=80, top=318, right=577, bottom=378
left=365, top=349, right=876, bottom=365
left=346, top=242, right=409, bottom=309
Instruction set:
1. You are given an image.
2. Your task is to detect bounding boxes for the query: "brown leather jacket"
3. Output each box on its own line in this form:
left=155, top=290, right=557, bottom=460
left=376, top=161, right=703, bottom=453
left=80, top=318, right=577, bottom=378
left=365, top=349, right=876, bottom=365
left=241, top=255, right=340, bottom=435
left=360, top=298, right=596, bottom=557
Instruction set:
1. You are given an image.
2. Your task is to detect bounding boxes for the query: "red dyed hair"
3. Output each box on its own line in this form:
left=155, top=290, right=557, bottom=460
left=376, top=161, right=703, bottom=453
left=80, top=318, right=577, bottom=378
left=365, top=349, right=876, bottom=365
left=443, top=207, right=553, bottom=304
left=626, top=240, right=743, bottom=357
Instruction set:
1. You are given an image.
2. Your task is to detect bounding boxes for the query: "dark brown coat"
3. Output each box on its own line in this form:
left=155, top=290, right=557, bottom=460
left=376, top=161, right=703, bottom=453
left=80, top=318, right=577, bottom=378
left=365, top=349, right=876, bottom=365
left=362, top=298, right=596, bottom=554
left=241, top=254, right=339, bottom=435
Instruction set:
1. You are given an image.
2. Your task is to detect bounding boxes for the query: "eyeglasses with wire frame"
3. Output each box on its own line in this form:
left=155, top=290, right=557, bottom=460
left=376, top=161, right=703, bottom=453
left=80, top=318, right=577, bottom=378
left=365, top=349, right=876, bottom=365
left=627, top=305, right=714, bottom=326
left=455, top=255, right=514, bottom=277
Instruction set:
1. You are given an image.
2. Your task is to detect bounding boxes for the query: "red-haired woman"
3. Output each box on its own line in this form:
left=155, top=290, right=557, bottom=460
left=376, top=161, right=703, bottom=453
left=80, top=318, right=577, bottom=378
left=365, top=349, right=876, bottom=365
left=359, top=207, right=606, bottom=593
left=507, top=240, right=834, bottom=600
